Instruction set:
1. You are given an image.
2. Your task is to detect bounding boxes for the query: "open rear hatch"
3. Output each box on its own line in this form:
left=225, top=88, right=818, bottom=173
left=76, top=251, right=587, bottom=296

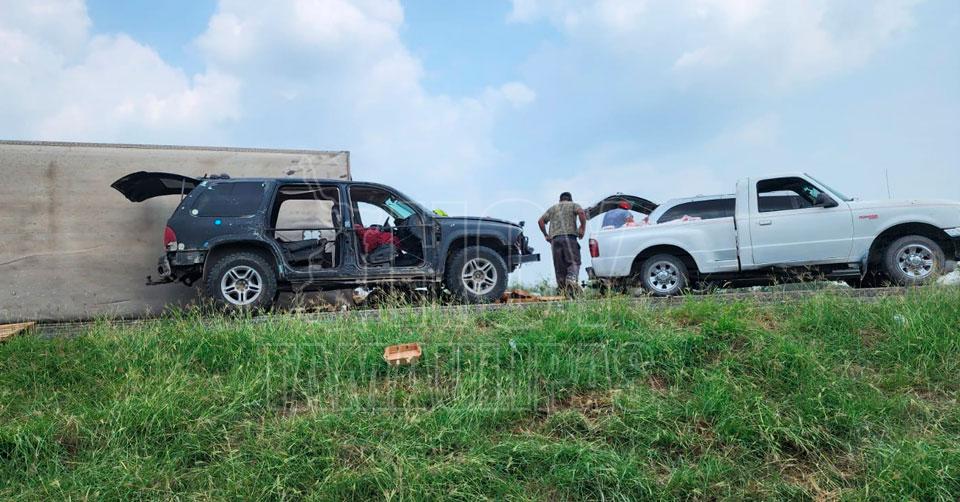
left=585, top=194, right=658, bottom=219
left=111, top=171, right=199, bottom=202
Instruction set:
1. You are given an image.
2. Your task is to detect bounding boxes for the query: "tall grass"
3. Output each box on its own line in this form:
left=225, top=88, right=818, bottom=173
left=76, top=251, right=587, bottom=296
left=1, top=288, right=958, bottom=500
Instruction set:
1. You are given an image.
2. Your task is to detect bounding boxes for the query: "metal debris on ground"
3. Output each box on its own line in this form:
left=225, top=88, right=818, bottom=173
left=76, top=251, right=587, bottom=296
left=384, top=343, right=422, bottom=366
left=499, top=289, right=565, bottom=303
left=0, top=322, right=35, bottom=343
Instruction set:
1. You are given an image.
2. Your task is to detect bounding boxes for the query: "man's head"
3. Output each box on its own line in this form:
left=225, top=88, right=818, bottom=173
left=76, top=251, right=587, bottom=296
left=618, top=200, right=631, bottom=210
left=559, top=192, right=573, bottom=202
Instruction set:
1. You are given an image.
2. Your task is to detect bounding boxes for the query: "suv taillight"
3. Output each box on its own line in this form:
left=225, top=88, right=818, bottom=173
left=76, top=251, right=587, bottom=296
left=589, top=238, right=599, bottom=258
left=163, top=226, right=177, bottom=251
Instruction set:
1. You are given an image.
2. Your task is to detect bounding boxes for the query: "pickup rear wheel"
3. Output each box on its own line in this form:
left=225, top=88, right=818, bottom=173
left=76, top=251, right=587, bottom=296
left=639, top=254, right=688, bottom=296
left=204, top=251, right=278, bottom=311
left=883, top=235, right=944, bottom=286
left=445, top=246, right=508, bottom=304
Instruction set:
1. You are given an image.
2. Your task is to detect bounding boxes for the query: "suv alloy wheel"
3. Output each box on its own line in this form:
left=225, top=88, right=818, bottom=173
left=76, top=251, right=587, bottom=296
left=445, top=246, right=509, bottom=303
left=204, top=251, right=278, bottom=310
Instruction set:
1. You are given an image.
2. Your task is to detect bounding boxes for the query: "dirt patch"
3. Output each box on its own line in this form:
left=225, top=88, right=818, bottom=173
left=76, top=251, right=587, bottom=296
left=336, top=443, right=369, bottom=469
left=775, top=454, right=860, bottom=502
left=780, top=464, right=840, bottom=501
left=56, top=419, right=81, bottom=462
left=754, top=311, right=782, bottom=332
left=277, top=399, right=313, bottom=418
left=646, top=375, right=669, bottom=395
left=858, top=328, right=885, bottom=348
left=550, top=389, right=618, bottom=419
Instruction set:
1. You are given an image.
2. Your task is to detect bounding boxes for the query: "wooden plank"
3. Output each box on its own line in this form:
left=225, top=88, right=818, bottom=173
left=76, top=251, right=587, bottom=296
left=0, top=322, right=35, bottom=342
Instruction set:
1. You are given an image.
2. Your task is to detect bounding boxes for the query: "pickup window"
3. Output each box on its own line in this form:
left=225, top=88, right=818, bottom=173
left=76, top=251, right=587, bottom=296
left=658, top=199, right=735, bottom=223
left=757, top=177, right=826, bottom=213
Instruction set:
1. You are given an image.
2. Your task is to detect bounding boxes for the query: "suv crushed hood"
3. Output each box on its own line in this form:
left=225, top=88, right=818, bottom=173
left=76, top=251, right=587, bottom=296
left=111, top=171, right=199, bottom=202
left=586, top=194, right=659, bottom=220
left=436, top=216, right=523, bottom=228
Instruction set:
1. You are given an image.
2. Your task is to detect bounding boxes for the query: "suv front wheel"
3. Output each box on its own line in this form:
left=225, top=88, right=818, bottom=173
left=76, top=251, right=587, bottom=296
left=445, top=246, right=508, bottom=304
left=204, top=251, right=278, bottom=310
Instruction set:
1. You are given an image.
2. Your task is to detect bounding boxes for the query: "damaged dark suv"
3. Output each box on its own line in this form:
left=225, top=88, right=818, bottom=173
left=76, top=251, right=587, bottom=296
left=112, top=172, right=539, bottom=308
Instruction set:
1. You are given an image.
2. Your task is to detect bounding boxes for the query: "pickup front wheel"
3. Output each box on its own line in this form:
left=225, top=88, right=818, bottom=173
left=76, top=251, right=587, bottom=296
left=639, top=254, right=688, bottom=296
left=883, top=235, right=945, bottom=286
left=445, top=246, right=508, bottom=303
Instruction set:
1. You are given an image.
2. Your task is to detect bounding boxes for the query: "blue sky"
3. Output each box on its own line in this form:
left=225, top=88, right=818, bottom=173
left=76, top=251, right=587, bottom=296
left=2, top=0, right=958, bottom=283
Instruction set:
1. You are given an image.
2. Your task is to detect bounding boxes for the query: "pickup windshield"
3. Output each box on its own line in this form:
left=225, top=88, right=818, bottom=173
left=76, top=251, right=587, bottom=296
left=806, top=174, right=853, bottom=201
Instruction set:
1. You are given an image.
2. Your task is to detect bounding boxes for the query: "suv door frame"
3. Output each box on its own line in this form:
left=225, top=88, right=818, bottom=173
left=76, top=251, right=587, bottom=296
left=345, top=183, right=438, bottom=279
left=266, top=180, right=353, bottom=284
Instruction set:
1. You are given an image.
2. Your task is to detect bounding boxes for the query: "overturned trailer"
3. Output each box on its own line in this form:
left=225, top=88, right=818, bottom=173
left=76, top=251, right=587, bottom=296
left=0, top=140, right=350, bottom=322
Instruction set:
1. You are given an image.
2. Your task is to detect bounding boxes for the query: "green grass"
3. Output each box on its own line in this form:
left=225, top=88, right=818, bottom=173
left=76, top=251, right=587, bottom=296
left=1, top=288, right=959, bottom=500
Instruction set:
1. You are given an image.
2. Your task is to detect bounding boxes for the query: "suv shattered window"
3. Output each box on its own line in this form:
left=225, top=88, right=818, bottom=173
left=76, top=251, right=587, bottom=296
left=193, top=182, right=265, bottom=217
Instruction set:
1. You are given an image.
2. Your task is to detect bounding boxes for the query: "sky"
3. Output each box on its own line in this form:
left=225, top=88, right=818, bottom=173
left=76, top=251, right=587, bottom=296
left=2, top=0, right=958, bottom=284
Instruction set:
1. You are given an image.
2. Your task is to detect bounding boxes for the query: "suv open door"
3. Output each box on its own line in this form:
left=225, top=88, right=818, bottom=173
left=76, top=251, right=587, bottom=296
left=111, top=171, right=199, bottom=202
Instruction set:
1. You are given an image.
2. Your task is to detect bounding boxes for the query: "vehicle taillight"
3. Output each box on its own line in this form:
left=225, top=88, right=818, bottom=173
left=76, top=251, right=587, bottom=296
left=163, top=226, right=177, bottom=251
left=589, top=238, right=599, bottom=258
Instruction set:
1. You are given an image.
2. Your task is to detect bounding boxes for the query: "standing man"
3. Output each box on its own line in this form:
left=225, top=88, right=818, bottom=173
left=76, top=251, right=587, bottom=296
left=539, top=192, right=588, bottom=296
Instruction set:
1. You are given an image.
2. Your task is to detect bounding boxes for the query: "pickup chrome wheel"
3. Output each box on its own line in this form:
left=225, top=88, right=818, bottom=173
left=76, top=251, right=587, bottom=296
left=445, top=246, right=509, bottom=304
left=895, top=244, right=935, bottom=279
left=639, top=254, right=688, bottom=296
left=883, top=235, right=944, bottom=286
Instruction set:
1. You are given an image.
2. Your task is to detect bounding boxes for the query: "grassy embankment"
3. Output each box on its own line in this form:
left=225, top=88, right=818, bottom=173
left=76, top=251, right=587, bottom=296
left=1, top=288, right=958, bottom=500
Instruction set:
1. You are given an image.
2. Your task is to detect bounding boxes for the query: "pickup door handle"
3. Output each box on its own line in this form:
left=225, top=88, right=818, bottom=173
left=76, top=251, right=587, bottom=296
left=758, top=220, right=772, bottom=226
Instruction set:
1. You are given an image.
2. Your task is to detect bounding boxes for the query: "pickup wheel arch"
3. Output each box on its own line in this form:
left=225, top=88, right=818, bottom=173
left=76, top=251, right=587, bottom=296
left=630, top=245, right=699, bottom=280
left=866, top=223, right=952, bottom=272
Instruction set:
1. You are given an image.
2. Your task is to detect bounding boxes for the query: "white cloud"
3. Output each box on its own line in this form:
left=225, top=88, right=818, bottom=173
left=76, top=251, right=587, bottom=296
left=511, top=0, right=921, bottom=88
left=710, top=114, right=780, bottom=149
left=195, top=0, right=535, bottom=191
left=0, top=1, right=240, bottom=142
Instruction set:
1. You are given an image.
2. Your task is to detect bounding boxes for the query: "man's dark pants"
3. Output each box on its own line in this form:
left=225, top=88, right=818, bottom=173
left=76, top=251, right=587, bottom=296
left=551, top=235, right=581, bottom=293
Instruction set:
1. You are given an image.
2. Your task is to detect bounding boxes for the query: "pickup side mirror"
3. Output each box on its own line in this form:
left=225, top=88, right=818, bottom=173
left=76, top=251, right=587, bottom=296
left=814, top=193, right=839, bottom=208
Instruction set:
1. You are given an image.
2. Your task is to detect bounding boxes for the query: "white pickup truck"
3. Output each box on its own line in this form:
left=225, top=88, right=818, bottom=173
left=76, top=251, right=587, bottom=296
left=586, top=173, right=960, bottom=295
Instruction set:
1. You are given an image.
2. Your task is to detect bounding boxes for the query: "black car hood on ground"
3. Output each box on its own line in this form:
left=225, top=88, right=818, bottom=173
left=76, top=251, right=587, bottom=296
left=585, top=194, right=659, bottom=220
left=111, top=171, right=200, bottom=202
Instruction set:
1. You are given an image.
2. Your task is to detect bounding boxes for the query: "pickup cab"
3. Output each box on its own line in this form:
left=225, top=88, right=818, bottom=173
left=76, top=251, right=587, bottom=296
left=587, top=173, right=960, bottom=295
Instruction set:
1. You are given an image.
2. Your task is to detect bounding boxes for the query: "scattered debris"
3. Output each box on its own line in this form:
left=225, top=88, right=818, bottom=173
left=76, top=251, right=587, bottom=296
left=383, top=343, right=422, bottom=366
left=499, top=289, right=564, bottom=304
left=0, top=321, right=35, bottom=343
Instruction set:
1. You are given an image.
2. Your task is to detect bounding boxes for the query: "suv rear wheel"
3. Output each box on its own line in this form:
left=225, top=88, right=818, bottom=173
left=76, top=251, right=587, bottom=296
left=204, top=251, right=278, bottom=310
left=445, top=246, right=508, bottom=303
left=883, top=235, right=944, bottom=286
left=639, top=254, right=688, bottom=296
